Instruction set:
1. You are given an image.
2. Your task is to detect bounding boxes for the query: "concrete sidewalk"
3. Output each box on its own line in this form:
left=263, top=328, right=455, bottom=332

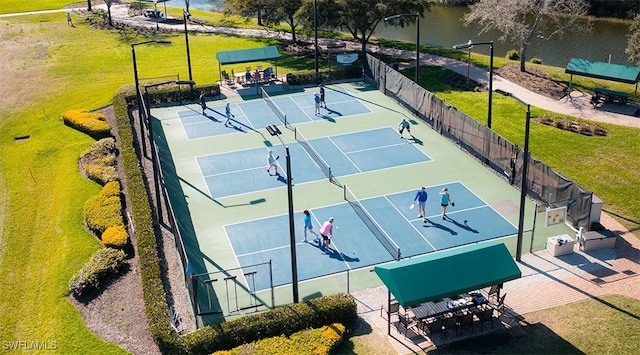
left=80, top=2, right=640, bottom=129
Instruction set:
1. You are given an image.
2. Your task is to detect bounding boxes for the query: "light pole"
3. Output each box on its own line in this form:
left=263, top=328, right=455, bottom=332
left=183, top=8, right=194, bottom=99
left=384, top=14, right=420, bottom=84
left=131, top=39, right=171, bottom=157
left=452, top=40, right=494, bottom=129
left=265, top=124, right=298, bottom=303
left=153, top=0, right=159, bottom=31
left=144, top=80, right=196, bottom=218
left=497, top=90, right=530, bottom=262
left=314, top=0, right=319, bottom=84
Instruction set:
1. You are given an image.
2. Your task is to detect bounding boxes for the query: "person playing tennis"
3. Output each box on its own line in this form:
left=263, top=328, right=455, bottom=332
left=439, top=187, right=454, bottom=220
left=319, top=217, right=334, bottom=251
left=224, top=102, right=235, bottom=127
left=266, top=149, right=279, bottom=175
left=302, top=209, right=319, bottom=243
left=413, top=187, right=428, bottom=223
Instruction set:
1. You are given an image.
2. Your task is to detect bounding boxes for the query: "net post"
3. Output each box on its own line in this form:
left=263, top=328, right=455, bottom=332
left=329, top=167, right=333, bottom=182
left=343, top=184, right=347, bottom=201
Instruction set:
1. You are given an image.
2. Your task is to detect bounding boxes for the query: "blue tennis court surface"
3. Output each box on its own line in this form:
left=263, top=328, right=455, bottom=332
left=197, top=127, right=430, bottom=198
left=178, top=89, right=371, bottom=139
left=225, top=182, right=517, bottom=291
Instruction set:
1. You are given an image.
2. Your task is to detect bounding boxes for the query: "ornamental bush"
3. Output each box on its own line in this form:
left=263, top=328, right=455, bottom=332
left=212, top=323, right=345, bottom=355
left=80, top=138, right=118, bottom=185
left=83, top=180, right=123, bottom=236
left=102, top=225, right=129, bottom=248
left=182, top=293, right=357, bottom=354
left=69, top=247, right=126, bottom=296
left=62, top=108, right=112, bottom=140
left=506, top=49, right=520, bottom=61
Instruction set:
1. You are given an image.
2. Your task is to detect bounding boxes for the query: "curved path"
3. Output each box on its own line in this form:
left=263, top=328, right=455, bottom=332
left=4, top=4, right=637, bottom=353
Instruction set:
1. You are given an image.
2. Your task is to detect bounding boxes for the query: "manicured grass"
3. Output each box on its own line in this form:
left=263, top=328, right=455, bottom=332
left=1, top=2, right=638, bottom=353
left=410, top=65, right=640, bottom=233
left=0, top=9, right=307, bottom=352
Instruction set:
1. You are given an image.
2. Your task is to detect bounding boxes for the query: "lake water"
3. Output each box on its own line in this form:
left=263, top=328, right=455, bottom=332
left=178, top=1, right=632, bottom=68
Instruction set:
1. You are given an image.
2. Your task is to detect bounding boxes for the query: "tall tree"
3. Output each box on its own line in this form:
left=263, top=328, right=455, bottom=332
left=463, top=0, right=590, bottom=72
left=224, top=0, right=302, bottom=40
left=299, top=0, right=428, bottom=55
left=626, top=14, right=640, bottom=65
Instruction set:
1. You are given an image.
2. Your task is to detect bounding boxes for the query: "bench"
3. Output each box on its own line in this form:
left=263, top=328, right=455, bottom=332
left=591, top=87, right=628, bottom=107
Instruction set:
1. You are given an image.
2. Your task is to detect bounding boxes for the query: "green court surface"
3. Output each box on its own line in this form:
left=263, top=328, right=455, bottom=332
left=149, top=81, right=575, bottom=325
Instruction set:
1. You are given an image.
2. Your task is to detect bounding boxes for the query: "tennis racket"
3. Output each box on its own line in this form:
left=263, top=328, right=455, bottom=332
left=451, top=201, right=455, bottom=207
left=410, top=202, right=415, bottom=209
left=276, top=155, right=280, bottom=160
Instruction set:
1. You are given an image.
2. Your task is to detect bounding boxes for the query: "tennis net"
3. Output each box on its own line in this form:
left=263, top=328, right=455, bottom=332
left=295, top=128, right=334, bottom=182
left=343, top=185, right=401, bottom=261
left=261, top=87, right=290, bottom=128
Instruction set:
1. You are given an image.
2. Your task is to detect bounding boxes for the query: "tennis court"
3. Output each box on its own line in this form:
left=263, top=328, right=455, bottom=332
left=150, top=81, right=575, bottom=324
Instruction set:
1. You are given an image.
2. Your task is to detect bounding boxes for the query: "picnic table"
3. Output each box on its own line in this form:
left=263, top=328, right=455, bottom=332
left=591, top=87, right=629, bottom=107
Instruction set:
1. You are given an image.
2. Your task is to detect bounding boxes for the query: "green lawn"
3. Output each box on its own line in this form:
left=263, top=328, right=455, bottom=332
left=0, top=1, right=638, bottom=353
left=409, top=64, right=640, bottom=234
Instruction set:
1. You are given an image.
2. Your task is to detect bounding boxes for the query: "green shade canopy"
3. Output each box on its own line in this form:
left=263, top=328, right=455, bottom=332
left=374, top=243, right=521, bottom=307
left=565, top=58, right=640, bottom=84
left=216, top=46, right=280, bottom=65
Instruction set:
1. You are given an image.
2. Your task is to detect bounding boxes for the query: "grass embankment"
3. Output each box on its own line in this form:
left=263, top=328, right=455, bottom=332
left=0, top=2, right=638, bottom=353
left=0, top=8, right=301, bottom=353
left=384, top=39, right=640, bottom=234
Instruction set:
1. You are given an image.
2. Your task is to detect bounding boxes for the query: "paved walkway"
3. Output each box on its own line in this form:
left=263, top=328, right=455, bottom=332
left=7, top=4, right=637, bottom=352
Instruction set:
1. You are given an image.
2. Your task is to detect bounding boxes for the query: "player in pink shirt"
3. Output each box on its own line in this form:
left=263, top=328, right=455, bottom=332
left=319, top=217, right=334, bottom=250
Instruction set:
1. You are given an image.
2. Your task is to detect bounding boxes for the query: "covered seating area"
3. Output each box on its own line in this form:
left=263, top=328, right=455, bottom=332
left=374, top=243, right=521, bottom=340
left=564, top=57, right=640, bottom=107
left=216, top=46, right=281, bottom=88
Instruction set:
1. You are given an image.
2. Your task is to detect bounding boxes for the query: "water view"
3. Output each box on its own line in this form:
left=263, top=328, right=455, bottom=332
left=175, top=1, right=632, bottom=68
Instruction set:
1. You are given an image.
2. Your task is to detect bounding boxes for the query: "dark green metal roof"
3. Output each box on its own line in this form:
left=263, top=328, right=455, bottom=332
left=374, top=243, right=521, bottom=307
left=216, top=46, right=280, bottom=65
left=565, top=57, right=640, bottom=84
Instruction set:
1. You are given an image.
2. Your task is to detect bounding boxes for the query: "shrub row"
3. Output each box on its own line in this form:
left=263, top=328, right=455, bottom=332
left=82, top=180, right=124, bottom=236
left=113, top=86, right=183, bottom=353
left=69, top=247, right=127, bottom=296
left=62, top=108, right=112, bottom=140
left=212, top=323, right=345, bottom=355
left=80, top=137, right=118, bottom=185
left=286, top=65, right=363, bottom=86
left=182, top=293, right=357, bottom=354
left=113, top=82, right=358, bottom=354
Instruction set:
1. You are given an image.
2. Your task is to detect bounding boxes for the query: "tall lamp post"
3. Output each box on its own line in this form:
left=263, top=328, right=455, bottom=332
left=265, top=124, right=298, bottom=303
left=384, top=14, right=420, bottom=84
left=314, top=0, right=319, bottom=84
left=497, top=90, right=530, bottom=262
left=453, top=40, right=494, bottom=165
left=452, top=40, right=494, bottom=129
left=183, top=8, right=194, bottom=99
left=153, top=0, right=159, bottom=31
left=132, top=39, right=171, bottom=157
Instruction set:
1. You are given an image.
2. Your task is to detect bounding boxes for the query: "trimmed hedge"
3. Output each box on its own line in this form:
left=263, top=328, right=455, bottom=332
left=69, top=247, right=127, bottom=296
left=212, top=323, right=345, bottom=355
left=102, top=225, right=129, bottom=249
left=62, top=108, right=112, bottom=140
left=181, top=293, right=357, bottom=354
left=82, top=180, right=123, bottom=236
left=285, top=65, right=363, bottom=86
